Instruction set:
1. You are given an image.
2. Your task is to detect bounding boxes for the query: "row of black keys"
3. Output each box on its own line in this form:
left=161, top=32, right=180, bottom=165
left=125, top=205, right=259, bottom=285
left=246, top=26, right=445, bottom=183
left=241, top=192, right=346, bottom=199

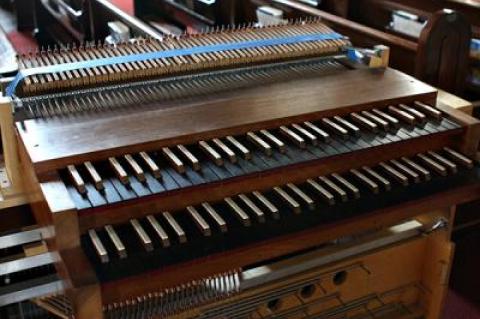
left=85, top=148, right=474, bottom=264
left=64, top=103, right=458, bottom=209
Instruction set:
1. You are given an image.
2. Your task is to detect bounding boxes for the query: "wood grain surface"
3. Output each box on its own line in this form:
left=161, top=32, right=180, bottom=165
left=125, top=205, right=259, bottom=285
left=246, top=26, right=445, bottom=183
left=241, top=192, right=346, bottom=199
left=17, top=68, right=436, bottom=174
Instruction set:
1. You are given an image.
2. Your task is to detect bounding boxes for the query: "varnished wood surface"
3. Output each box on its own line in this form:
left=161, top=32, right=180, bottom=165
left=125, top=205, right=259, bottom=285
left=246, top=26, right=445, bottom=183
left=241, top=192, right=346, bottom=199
left=73, top=129, right=461, bottom=231
left=97, top=181, right=480, bottom=304
left=17, top=68, right=437, bottom=174
left=437, top=90, right=473, bottom=115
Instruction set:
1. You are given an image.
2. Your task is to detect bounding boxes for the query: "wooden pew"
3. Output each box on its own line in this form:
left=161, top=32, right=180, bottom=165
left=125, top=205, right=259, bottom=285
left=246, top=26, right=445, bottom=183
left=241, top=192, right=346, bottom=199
left=344, top=0, right=480, bottom=99
left=239, top=0, right=471, bottom=96
left=133, top=0, right=237, bottom=33
left=32, top=0, right=161, bottom=46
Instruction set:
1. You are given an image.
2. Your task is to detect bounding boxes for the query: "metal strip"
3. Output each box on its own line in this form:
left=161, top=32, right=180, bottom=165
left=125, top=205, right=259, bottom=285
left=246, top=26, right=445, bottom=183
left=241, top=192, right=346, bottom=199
left=0, top=253, right=56, bottom=276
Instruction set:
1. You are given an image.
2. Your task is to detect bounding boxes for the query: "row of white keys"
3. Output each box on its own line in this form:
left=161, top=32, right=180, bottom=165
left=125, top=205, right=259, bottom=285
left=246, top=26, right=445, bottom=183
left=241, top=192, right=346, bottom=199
left=274, top=172, right=365, bottom=211
left=124, top=154, right=146, bottom=182
left=362, top=110, right=390, bottom=131
left=413, top=151, right=459, bottom=177
left=162, top=136, right=250, bottom=174
left=413, top=101, right=442, bottom=119
left=89, top=149, right=473, bottom=262
left=389, top=102, right=442, bottom=126
left=67, top=161, right=105, bottom=194
left=177, top=145, right=201, bottom=171
left=85, top=161, right=105, bottom=190
left=86, top=102, right=444, bottom=191
left=399, top=104, right=426, bottom=123
left=109, top=153, right=163, bottom=186
left=187, top=206, right=212, bottom=237
left=112, top=152, right=163, bottom=185
left=202, top=137, right=248, bottom=164
left=139, top=152, right=162, bottom=179
left=443, top=147, right=474, bottom=168
left=247, top=121, right=328, bottom=156
left=105, top=225, right=127, bottom=259
left=67, top=165, right=86, bottom=194
left=70, top=103, right=446, bottom=193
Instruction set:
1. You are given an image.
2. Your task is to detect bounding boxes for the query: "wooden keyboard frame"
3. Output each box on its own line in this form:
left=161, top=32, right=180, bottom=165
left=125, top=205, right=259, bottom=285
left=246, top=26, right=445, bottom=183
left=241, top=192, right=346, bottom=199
left=14, top=67, right=480, bottom=318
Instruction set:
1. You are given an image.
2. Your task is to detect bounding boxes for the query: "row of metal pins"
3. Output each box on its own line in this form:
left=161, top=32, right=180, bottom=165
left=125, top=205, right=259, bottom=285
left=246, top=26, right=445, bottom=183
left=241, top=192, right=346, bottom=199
left=17, top=59, right=345, bottom=119
left=17, top=18, right=350, bottom=96
left=103, top=270, right=240, bottom=319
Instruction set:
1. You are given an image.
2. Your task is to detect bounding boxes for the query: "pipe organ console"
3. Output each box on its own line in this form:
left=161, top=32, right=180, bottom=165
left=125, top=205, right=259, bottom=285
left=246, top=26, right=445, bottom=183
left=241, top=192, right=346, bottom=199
left=0, top=19, right=479, bottom=319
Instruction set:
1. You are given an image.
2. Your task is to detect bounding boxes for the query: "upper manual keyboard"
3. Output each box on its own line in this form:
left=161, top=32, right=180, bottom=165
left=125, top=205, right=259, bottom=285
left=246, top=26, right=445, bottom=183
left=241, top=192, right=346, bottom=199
left=59, top=101, right=461, bottom=210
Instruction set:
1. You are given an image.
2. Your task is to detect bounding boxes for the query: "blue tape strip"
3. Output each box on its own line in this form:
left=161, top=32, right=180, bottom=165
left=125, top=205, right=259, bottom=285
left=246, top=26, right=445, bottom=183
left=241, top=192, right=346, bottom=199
left=6, top=32, right=344, bottom=97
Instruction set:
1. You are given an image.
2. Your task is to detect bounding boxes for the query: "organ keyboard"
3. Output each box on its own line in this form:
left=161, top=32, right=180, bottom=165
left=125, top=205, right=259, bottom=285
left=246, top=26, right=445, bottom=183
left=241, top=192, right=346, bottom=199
left=1, top=18, right=479, bottom=319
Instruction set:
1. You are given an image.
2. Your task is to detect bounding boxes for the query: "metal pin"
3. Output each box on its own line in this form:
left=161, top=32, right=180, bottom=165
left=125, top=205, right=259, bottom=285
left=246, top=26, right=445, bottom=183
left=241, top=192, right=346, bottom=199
left=226, top=136, right=251, bottom=160
left=108, top=157, right=129, bottom=184
left=238, top=194, right=266, bottom=223
left=351, top=169, right=380, bottom=194
left=351, top=113, right=378, bottom=132
left=443, top=147, right=473, bottom=168
left=414, top=101, right=442, bottom=119
left=225, top=197, right=251, bottom=226
left=146, top=215, right=170, bottom=247
left=163, top=212, right=187, bottom=243
left=105, top=225, right=127, bottom=258
left=390, top=159, right=420, bottom=183
left=379, top=162, right=409, bottom=186
left=124, top=154, right=145, bottom=182
left=388, top=106, right=416, bottom=125
left=362, top=166, right=391, bottom=191
left=307, top=178, right=335, bottom=205
left=417, top=154, right=447, bottom=176
left=273, top=186, right=301, bottom=214
left=187, top=206, right=211, bottom=237
left=162, top=147, right=185, bottom=174
left=252, top=191, right=280, bottom=219
left=401, top=157, right=431, bottom=181
left=322, top=118, right=349, bottom=137
left=286, top=183, right=315, bottom=209
left=88, top=229, right=108, bottom=263
left=291, top=124, right=318, bottom=146
left=260, top=130, right=286, bottom=153
left=139, top=151, right=162, bottom=179
left=67, top=165, right=86, bottom=194
left=84, top=161, right=104, bottom=190
left=212, top=138, right=237, bottom=163
left=247, top=132, right=272, bottom=156
left=201, top=203, right=227, bottom=233
left=131, top=219, right=153, bottom=252
left=177, top=145, right=201, bottom=170
left=334, top=116, right=361, bottom=135
left=331, top=173, right=360, bottom=199
left=199, top=141, right=223, bottom=166
left=318, top=176, right=348, bottom=201
left=304, top=121, right=330, bottom=142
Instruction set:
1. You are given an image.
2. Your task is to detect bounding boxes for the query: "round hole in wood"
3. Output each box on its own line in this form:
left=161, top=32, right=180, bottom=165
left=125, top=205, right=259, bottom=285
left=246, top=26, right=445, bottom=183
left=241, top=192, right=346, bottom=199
left=267, top=298, right=282, bottom=312
left=300, top=284, right=316, bottom=299
left=333, top=270, right=348, bottom=286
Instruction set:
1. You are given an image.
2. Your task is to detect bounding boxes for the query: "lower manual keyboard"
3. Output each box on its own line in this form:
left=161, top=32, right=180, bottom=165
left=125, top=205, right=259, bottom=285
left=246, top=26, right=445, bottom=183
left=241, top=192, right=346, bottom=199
left=81, top=148, right=479, bottom=282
